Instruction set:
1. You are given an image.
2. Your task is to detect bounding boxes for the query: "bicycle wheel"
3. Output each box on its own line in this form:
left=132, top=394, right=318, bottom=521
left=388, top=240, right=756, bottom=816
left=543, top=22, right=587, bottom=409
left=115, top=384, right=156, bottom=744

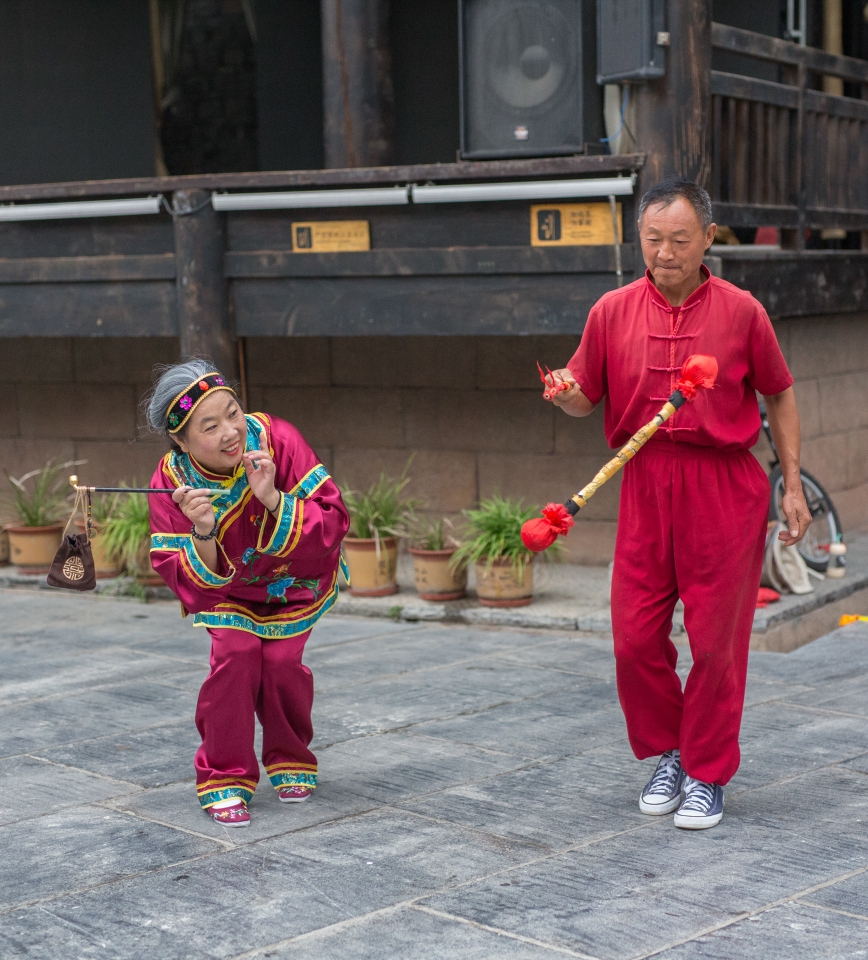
left=768, top=466, right=842, bottom=572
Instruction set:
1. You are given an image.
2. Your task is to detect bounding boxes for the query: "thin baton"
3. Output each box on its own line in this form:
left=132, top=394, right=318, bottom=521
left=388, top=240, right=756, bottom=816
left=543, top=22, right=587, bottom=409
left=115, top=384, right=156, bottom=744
left=68, top=475, right=225, bottom=497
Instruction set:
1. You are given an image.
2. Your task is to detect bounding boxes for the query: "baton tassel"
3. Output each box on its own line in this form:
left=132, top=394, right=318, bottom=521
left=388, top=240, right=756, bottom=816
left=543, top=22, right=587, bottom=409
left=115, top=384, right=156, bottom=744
left=522, top=355, right=719, bottom=553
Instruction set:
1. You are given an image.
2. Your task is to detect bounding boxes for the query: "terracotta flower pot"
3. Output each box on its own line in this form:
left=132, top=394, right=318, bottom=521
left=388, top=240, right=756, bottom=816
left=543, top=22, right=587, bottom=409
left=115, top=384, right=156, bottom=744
left=6, top=524, right=64, bottom=575
left=73, top=521, right=122, bottom=579
left=409, top=547, right=467, bottom=601
left=475, top=558, right=534, bottom=607
left=342, top=537, right=399, bottom=597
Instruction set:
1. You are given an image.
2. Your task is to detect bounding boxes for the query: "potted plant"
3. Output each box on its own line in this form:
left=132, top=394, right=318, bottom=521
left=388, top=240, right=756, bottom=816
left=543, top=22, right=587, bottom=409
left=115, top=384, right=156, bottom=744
left=407, top=516, right=467, bottom=601
left=74, top=492, right=123, bottom=579
left=452, top=495, right=562, bottom=608
left=342, top=465, right=419, bottom=597
left=3, top=461, right=71, bottom=574
left=102, top=491, right=161, bottom=586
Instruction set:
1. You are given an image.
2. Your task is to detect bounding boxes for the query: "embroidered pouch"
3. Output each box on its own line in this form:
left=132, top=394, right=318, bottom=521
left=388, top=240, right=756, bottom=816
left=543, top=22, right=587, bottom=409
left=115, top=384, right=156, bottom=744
left=47, top=487, right=96, bottom=591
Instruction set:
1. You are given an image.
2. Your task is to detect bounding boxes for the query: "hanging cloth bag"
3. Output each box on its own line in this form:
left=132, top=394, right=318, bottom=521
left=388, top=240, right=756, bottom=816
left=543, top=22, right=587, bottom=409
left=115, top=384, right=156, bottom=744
left=47, top=487, right=96, bottom=591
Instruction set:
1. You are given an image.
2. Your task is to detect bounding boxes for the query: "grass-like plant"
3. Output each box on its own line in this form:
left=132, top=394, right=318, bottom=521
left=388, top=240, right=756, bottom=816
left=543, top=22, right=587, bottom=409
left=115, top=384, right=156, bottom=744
left=3, top=460, right=79, bottom=527
left=405, top=515, right=460, bottom=552
left=451, top=494, right=562, bottom=576
left=101, top=490, right=151, bottom=577
left=343, top=460, right=420, bottom=541
left=90, top=491, right=122, bottom=526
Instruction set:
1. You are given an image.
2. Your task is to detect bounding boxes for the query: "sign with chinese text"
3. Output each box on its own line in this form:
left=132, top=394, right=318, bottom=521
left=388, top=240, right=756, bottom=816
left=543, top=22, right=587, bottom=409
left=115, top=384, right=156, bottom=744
left=530, top=203, right=623, bottom=246
left=291, top=221, right=370, bottom=253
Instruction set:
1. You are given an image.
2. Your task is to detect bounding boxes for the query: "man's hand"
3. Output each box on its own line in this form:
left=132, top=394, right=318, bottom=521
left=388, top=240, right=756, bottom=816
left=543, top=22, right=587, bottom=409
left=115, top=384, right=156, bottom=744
left=763, top=386, right=811, bottom=547
left=543, top=369, right=596, bottom=417
left=173, top=486, right=217, bottom=537
left=778, top=483, right=812, bottom=547
left=243, top=429, right=280, bottom=512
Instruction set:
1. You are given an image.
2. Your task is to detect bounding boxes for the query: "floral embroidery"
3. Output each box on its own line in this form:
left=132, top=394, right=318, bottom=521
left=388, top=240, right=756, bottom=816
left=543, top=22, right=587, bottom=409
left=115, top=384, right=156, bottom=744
left=168, top=413, right=180, bottom=427
left=265, top=575, right=321, bottom=603
left=242, top=547, right=257, bottom=566
left=267, top=577, right=296, bottom=600
left=179, top=395, right=193, bottom=411
left=214, top=376, right=225, bottom=385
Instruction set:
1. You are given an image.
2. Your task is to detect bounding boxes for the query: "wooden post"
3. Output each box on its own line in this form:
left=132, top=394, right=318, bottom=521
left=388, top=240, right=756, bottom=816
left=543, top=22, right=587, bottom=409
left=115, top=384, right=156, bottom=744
left=320, top=0, right=394, bottom=168
left=823, top=0, right=844, bottom=96
left=632, top=0, right=712, bottom=210
left=172, top=189, right=238, bottom=379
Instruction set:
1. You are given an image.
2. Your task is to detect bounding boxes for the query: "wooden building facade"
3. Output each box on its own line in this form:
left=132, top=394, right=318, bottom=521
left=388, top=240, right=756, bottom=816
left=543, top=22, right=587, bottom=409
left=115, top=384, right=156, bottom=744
left=1, top=0, right=867, bottom=562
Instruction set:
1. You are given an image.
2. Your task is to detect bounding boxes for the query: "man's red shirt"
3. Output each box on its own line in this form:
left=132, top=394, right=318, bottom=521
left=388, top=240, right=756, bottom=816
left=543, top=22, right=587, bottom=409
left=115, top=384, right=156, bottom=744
left=567, top=265, right=793, bottom=451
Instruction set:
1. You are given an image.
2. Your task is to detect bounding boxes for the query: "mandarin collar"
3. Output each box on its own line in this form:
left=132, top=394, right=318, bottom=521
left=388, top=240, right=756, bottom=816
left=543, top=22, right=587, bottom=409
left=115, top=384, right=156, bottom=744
left=645, top=263, right=712, bottom=311
left=187, top=454, right=245, bottom=488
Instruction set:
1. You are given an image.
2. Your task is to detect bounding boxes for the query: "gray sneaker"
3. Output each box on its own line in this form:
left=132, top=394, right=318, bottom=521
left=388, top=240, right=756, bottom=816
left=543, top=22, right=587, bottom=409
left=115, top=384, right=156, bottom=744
left=639, top=749, right=685, bottom=815
left=674, top=776, right=724, bottom=830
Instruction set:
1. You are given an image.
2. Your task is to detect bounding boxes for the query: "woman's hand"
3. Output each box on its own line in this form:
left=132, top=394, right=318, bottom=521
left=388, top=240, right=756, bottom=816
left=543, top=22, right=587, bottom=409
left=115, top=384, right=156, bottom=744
left=243, top=429, right=281, bottom=512
left=172, top=486, right=217, bottom=537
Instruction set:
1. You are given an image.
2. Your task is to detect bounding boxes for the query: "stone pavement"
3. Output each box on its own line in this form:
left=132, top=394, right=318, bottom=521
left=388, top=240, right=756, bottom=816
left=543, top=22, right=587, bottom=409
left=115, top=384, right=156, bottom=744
left=0, top=589, right=867, bottom=959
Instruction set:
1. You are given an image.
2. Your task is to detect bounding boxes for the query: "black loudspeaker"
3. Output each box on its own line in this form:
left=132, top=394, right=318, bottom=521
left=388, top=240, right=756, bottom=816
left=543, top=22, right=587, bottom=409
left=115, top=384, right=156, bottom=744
left=459, top=0, right=599, bottom=159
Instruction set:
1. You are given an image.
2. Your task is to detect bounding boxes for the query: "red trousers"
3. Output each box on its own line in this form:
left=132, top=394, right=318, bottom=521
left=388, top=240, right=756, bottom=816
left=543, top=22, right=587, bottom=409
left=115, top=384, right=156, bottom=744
left=194, top=628, right=317, bottom=808
left=611, top=442, right=769, bottom=786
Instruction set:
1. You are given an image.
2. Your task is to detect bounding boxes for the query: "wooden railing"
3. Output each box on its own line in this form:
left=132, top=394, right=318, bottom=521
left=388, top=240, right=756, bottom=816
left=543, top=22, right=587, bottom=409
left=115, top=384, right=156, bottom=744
left=710, top=23, right=868, bottom=243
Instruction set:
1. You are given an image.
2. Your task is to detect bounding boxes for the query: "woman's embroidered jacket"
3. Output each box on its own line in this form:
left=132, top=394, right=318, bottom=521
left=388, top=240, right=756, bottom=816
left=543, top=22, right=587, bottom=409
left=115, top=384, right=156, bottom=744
left=149, top=413, right=349, bottom=638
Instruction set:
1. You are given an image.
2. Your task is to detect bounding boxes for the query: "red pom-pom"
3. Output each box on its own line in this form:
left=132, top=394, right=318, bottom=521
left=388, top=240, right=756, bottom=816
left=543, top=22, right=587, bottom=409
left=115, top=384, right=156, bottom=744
left=674, top=354, right=718, bottom=402
left=521, top=503, right=575, bottom=553
left=541, top=502, right=575, bottom=535
left=521, top=518, right=559, bottom=553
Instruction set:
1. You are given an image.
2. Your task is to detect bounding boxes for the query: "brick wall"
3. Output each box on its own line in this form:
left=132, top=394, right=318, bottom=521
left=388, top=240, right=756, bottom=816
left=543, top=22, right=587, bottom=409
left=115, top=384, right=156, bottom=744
left=2, top=317, right=866, bottom=563
left=758, top=315, right=868, bottom=532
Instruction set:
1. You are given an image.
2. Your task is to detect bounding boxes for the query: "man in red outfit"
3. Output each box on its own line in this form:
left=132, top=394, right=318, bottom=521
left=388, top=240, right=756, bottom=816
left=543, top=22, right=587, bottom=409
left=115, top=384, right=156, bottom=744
left=547, top=179, right=811, bottom=829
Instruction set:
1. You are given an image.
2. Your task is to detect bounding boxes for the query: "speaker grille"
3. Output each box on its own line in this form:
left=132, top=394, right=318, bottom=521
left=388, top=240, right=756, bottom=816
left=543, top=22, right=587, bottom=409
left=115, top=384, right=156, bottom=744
left=462, top=0, right=583, bottom=159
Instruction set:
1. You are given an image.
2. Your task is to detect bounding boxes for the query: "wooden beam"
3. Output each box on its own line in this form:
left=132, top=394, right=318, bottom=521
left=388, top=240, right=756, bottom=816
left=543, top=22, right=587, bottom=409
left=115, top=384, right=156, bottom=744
left=711, top=23, right=868, bottom=84
left=320, top=0, right=394, bottom=168
left=232, top=274, right=619, bottom=337
left=716, top=251, right=868, bottom=316
left=224, top=245, right=636, bottom=279
left=172, top=190, right=238, bottom=377
left=0, top=254, right=175, bottom=283
left=0, top=282, right=177, bottom=336
left=632, top=0, right=712, bottom=239
left=0, top=155, right=644, bottom=203
left=710, top=72, right=800, bottom=110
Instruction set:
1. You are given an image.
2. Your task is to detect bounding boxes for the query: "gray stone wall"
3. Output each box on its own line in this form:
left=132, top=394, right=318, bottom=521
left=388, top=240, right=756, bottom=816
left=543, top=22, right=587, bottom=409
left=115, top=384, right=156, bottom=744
left=2, top=316, right=866, bottom=563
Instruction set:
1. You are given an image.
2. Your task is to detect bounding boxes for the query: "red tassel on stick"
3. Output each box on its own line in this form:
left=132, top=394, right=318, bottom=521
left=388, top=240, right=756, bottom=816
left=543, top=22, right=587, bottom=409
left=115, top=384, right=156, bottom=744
left=520, top=353, right=719, bottom=554
left=674, top=354, right=718, bottom=401
left=521, top=503, right=574, bottom=551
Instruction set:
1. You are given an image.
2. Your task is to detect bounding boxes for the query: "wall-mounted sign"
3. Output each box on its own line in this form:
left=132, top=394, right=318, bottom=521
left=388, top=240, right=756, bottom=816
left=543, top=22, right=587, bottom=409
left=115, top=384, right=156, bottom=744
left=291, top=220, right=371, bottom=253
left=530, top=203, right=623, bottom=246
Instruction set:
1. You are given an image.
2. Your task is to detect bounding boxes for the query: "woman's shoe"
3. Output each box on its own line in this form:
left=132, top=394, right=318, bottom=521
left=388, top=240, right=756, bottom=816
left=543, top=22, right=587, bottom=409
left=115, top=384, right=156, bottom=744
left=207, top=799, right=250, bottom=827
left=278, top=786, right=312, bottom=803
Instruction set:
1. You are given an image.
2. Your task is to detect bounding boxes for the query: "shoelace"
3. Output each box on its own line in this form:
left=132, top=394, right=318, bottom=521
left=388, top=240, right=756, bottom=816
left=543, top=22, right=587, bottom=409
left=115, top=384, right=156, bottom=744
left=680, top=777, right=715, bottom=812
left=647, top=751, right=681, bottom=795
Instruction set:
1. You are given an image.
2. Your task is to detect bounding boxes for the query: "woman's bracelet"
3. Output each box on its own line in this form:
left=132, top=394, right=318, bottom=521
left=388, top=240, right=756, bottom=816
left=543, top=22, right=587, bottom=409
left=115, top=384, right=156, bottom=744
left=191, top=520, right=218, bottom=541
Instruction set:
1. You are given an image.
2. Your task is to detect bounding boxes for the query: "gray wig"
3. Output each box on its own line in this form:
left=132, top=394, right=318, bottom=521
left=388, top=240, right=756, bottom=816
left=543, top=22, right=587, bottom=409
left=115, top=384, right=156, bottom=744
left=143, top=358, right=235, bottom=445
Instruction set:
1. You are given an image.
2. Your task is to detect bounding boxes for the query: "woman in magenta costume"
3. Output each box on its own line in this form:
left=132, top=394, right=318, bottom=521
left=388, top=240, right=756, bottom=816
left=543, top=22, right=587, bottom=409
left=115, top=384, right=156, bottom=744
left=145, top=359, right=349, bottom=828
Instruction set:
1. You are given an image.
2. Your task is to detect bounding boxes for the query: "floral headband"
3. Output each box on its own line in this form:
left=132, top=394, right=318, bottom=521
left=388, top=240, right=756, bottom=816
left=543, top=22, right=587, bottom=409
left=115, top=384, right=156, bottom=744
left=166, top=373, right=236, bottom=434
